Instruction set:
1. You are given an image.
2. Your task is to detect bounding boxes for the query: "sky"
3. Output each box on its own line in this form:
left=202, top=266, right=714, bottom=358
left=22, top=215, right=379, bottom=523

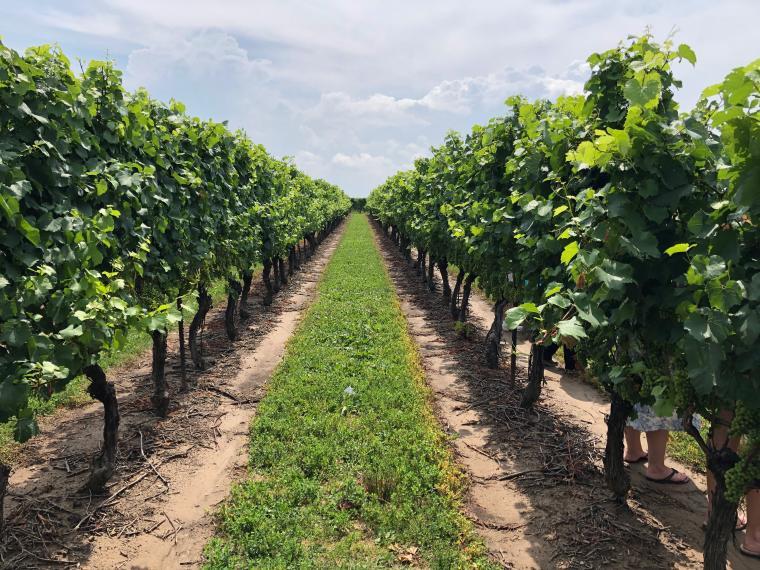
left=1, top=1, right=758, bottom=197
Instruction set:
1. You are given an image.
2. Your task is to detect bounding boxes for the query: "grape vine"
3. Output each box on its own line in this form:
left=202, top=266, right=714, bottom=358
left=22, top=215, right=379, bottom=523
left=368, top=35, right=758, bottom=570
left=0, top=41, right=350, bottom=508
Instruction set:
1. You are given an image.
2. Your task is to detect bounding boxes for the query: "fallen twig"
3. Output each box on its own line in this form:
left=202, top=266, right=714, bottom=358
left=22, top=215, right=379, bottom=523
left=139, top=430, right=169, bottom=487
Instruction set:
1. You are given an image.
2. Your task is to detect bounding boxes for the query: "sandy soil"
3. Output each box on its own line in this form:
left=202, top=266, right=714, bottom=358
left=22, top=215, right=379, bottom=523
left=373, top=223, right=754, bottom=570
left=0, top=224, right=345, bottom=570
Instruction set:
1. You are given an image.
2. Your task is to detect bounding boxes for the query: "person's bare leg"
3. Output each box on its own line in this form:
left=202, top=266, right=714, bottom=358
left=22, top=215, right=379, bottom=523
left=624, top=427, right=647, bottom=462
left=743, top=489, right=760, bottom=554
left=644, top=430, right=689, bottom=482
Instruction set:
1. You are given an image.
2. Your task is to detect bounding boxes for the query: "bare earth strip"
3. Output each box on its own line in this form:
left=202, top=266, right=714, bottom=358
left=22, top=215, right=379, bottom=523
left=1, top=222, right=345, bottom=570
left=372, top=221, right=755, bottom=570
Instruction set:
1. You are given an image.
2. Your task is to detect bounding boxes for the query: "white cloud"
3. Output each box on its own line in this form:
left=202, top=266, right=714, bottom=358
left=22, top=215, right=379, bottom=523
left=37, top=10, right=123, bottom=38
left=418, top=65, right=586, bottom=114
left=293, top=150, right=328, bottom=177
left=126, top=30, right=271, bottom=86
left=304, top=63, right=585, bottom=127
left=304, top=92, right=424, bottom=128
left=332, top=152, right=392, bottom=169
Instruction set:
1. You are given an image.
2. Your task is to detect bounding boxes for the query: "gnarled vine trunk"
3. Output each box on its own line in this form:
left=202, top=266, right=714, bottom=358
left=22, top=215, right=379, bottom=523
left=189, top=283, right=212, bottom=369
left=520, top=343, right=544, bottom=408
left=510, top=329, right=518, bottom=384
left=239, top=270, right=253, bottom=320
left=151, top=329, right=169, bottom=416
left=262, top=259, right=274, bottom=306
left=416, top=249, right=425, bottom=275
left=84, top=364, right=119, bottom=493
left=451, top=269, right=465, bottom=319
left=458, top=273, right=476, bottom=326
left=689, top=415, right=741, bottom=570
left=438, top=258, right=451, bottom=298
left=272, top=259, right=281, bottom=293
left=176, top=298, right=188, bottom=391
left=427, top=257, right=435, bottom=291
left=225, top=279, right=241, bottom=341
left=603, top=391, right=632, bottom=502
left=485, top=299, right=508, bottom=368
left=279, top=257, right=288, bottom=285
left=0, top=463, right=10, bottom=532
left=703, top=451, right=739, bottom=570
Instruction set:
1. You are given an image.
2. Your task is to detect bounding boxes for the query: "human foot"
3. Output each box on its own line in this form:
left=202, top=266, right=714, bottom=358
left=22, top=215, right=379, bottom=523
left=743, top=519, right=760, bottom=556
left=645, top=467, right=689, bottom=485
left=624, top=452, right=648, bottom=464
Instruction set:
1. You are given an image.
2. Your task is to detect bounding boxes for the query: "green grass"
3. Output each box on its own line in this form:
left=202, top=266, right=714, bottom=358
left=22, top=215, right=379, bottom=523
left=0, top=278, right=231, bottom=466
left=669, top=429, right=708, bottom=474
left=0, top=375, right=92, bottom=465
left=204, top=213, right=495, bottom=569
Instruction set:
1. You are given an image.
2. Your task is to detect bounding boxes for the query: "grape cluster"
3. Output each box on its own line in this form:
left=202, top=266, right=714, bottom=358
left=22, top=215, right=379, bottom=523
left=672, top=369, right=696, bottom=412
left=726, top=456, right=760, bottom=503
left=730, top=402, right=760, bottom=439
left=725, top=403, right=760, bottom=502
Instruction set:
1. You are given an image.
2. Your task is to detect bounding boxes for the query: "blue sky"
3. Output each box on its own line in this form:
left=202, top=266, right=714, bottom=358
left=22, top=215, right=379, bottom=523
left=2, top=1, right=758, bottom=196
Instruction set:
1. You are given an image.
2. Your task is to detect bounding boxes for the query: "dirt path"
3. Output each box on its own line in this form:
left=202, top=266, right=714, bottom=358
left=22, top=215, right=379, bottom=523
left=1, top=224, right=345, bottom=570
left=374, top=225, right=753, bottom=570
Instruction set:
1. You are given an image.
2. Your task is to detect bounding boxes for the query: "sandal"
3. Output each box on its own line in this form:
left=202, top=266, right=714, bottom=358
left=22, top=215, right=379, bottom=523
left=740, top=545, right=760, bottom=559
left=645, top=468, right=689, bottom=485
left=624, top=453, right=648, bottom=465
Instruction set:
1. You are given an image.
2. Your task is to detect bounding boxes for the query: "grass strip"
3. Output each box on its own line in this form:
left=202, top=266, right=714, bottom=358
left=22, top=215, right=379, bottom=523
left=204, top=213, right=495, bottom=569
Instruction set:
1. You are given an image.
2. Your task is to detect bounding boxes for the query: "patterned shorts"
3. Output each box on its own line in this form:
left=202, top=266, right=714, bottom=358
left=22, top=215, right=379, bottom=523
left=627, top=404, right=702, bottom=432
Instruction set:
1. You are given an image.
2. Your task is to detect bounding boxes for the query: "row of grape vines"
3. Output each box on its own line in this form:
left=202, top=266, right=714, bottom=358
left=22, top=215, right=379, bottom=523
left=367, top=35, right=758, bottom=569
left=0, top=40, right=351, bottom=521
